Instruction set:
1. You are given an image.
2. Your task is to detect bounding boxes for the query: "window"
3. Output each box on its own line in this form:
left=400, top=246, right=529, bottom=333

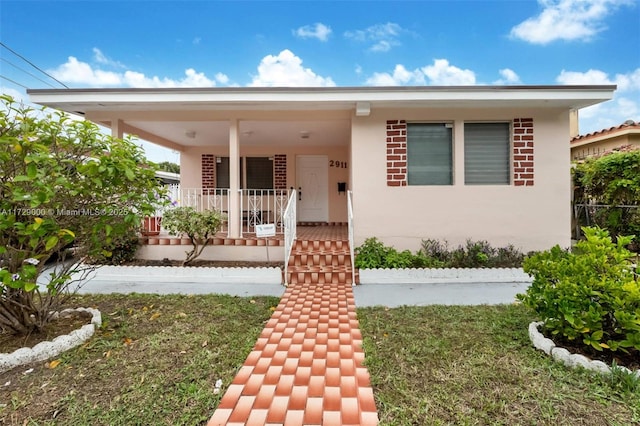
left=245, top=157, right=274, bottom=189
left=215, top=157, right=230, bottom=188
left=407, top=123, right=453, bottom=185
left=215, top=157, right=274, bottom=189
left=464, top=123, right=510, bottom=185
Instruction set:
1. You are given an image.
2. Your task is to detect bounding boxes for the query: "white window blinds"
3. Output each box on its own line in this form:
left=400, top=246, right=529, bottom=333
left=464, top=123, right=510, bottom=185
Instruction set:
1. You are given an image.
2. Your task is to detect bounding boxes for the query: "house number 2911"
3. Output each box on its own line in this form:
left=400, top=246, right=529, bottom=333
left=329, top=160, right=348, bottom=168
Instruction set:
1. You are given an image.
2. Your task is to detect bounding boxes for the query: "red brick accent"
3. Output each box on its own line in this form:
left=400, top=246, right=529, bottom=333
left=202, top=154, right=216, bottom=189
left=513, top=118, right=534, bottom=186
left=274, top=154, right=287, bottom=190
left=386, top=120, right=407, bottom=186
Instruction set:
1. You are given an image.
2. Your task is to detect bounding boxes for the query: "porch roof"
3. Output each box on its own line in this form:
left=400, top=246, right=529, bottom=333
left=27, top=85, right=616, bottom=151
left=28, top=85, right=615, bottom=113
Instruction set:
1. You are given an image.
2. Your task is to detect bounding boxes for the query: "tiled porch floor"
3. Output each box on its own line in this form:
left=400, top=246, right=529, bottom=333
left=207, top=225, right=378, bottom=425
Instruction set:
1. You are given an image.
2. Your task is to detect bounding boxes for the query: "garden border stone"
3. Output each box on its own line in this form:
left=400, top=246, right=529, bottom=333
left=528, top=321, right=640, bottom=378
left=0, top=307, right=102, bottom=373
left=78, top=264, right=283, bottom=284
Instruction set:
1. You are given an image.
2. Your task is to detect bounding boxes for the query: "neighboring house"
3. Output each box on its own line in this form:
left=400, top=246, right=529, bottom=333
left=155, top=170, right=180, bottom=185
left=28, top=85, right=614, bottom=253
left=570, top=120, right=640, bottom=160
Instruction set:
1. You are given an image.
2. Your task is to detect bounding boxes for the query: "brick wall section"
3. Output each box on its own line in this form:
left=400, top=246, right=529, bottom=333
left=274, top=154, right=287, bottom=190
left=386, top=120, right=407, bottom=186
left=202, top=154, right=215, bottom=189
left=513, top=118, right=534, bottom=186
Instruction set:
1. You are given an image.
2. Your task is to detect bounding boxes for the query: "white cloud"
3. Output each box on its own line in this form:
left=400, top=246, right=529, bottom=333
left=493, top=68, right=522, bottom=85
left=293, top=23, right=332, bottom=41
left=366, top=64, right=425, bottom=86
left=215, top=72, right=230, bottom=85
left=344, top=22, right=404, bottom=52
left=366, top=59, right=476, bottom=86
left=49, top=55, right=218, bottom=88
left=123, top=68, right=215, bottom=88
left=510, top=0, right=633, bottom=44
left=421, top=59, right=476, bottom=85
left=249, top=49, right=335, bottom=87
left=556, top=68, right=640, bottom=91
left=557, top=68, right=640, bottom=133
left=50, top=56, right=123, bottom=86
left=92, top=47, right=125, bottom=68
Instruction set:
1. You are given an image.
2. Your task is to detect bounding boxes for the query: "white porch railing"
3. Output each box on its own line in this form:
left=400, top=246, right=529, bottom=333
left=283, top=189, right=297, bottom=286
left=146, top=185, right=290, bottom=237
left=166, top=186, right=230, bottom=235
left=239, top=189, right=291, bottom=237
left=347, top=190, right=356, bottom=286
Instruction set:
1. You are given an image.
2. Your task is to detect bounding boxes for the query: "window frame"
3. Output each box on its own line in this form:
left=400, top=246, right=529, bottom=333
left=406, top=121, right=454, bottom=186
left=215, top=156, right=275, bottom=190
left=463, top=121, right=512, bottom=186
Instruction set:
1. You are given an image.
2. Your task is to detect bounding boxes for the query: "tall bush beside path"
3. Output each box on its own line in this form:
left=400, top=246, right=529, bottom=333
left=0, top=95, right=163, bottom=335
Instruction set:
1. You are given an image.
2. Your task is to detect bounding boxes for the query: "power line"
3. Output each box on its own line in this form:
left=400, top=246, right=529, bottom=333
left=0, top=42, right=69, bottom=89
left=0, top=74, right=30, bottom=90
left=1, top=57, right=57, bottom=88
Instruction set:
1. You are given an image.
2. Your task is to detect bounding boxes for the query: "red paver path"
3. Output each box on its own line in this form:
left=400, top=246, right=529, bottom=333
left=208, top=231, right=378, bottom=426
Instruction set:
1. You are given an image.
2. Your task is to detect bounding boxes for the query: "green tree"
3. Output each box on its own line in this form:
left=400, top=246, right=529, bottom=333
left=157, top=161, right=180, bottom=174
left=0, top=95, right=164, bottom=335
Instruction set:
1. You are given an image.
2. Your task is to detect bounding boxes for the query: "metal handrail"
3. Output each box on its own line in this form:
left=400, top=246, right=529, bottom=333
left=283, top=190, right=297, bottom=286
left=347, top=190, right=356, bottom=286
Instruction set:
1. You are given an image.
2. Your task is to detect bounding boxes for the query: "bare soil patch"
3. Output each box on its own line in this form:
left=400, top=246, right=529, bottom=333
left=0, top=310, right=93, bottom=354
left=543, top=330, right=639, bottom=371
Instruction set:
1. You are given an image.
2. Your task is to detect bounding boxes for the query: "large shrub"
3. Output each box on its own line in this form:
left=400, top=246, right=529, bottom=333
left=161, top=206, right=225, bottom=265
left=0, top=96, right=162, bottom=335
left=574, top=150, right=640, bottom=248
left=518, top=227, right=640, bottom=357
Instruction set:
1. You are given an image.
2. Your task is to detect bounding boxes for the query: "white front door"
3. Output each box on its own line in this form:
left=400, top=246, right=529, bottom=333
left=296, top=155, right=329, bottom=222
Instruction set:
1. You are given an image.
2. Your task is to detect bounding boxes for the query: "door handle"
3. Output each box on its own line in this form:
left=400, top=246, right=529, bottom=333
left=298, top=187, right=302, bottom=201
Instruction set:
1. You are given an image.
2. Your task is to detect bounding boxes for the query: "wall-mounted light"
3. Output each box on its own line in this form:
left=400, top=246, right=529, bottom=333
left=300, top=130, right=310, bottom=139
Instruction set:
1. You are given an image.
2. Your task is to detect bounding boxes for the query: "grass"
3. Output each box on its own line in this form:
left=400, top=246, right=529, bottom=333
left=0, top=293, right=280, bottom=425
left=359, top=304, right=640, bottom=426
left=1, top=296, right=638, bottom=425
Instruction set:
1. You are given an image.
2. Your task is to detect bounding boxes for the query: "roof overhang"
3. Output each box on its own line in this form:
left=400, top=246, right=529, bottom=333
left=26, top=86, right=616, bottom=152
left=28, top=85, right=617, bottom=116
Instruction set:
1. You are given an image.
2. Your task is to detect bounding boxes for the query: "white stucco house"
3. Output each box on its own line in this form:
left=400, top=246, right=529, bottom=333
left=28, top=85, right=615, bottom=256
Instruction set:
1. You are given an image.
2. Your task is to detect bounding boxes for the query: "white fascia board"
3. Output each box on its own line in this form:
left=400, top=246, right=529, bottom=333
left=28, top=86, right=616, bottom=112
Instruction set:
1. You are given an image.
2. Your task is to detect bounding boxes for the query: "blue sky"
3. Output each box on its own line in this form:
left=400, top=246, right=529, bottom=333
left=1, top=0, right=639, bottom=163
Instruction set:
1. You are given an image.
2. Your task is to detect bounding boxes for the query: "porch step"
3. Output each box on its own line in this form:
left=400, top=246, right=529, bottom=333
left=286, top=238, right=355, bottom=285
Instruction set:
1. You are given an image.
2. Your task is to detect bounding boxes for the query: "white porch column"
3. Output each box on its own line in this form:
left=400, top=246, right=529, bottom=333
left=453, top=120, right=465, bottom=186
left=111, top=118, right=124, bottom=139
left=228, top=119, right=241, bottom=238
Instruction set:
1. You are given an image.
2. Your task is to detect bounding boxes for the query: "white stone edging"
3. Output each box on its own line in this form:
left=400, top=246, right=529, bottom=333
left=359, top=267, right=531, bottom=284
left=0, top=307, right=102, bottom=373
left=528, top=321, right=640, bottom=378
left=78, top=264, right=282, bottom=284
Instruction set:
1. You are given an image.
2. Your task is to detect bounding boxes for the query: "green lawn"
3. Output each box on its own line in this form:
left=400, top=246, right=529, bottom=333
left=1, top=295, right=638, bottom=425
left=359, top=304, right=640, bottom=426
